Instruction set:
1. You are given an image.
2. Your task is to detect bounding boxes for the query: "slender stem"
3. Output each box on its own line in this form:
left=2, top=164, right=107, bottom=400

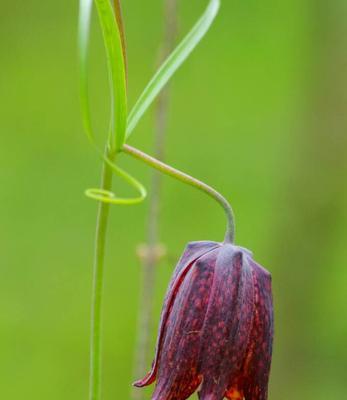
left=132, top=2, right=177, bottom=398
left=123, top=144, right=235, bottom=243
left=89, top=148, right=116, bottom=400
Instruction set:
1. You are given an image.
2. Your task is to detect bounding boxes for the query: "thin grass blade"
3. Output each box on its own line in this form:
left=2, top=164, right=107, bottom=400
left=126, top=0, right=220, bottom=138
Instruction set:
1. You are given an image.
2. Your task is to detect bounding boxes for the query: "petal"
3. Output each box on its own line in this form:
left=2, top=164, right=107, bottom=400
left=134, top=241, right=219, bottom=388
left=198, top=244, right=255, bottom=400
left=198, top=394, right=220, bottom=400
left=225, top=386, right=244, bottom=400
left=242, top=259, right=274, bottom=400
left=153, top=248, right=219, bottom=400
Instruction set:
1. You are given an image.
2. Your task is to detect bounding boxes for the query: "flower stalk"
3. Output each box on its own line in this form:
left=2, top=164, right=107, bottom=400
left=123, top=144, right=236, bottom=243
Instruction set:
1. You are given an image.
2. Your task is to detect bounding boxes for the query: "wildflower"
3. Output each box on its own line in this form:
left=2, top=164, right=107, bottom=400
left=134, top=241, right=274, bottom=400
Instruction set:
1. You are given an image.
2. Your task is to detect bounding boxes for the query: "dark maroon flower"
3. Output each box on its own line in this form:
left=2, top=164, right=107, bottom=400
left=134, top=241, right=274, bottom=400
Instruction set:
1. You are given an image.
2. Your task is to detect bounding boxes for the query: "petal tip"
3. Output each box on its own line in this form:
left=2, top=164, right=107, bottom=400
left=132, top=370, right=156, bottom=388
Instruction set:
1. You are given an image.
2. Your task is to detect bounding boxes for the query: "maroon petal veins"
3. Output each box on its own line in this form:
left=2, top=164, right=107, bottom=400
left=153, top=249, right=219, bottom=400
left=134, top=241, right=219, bottom=388
left=198, top=245, right=255, bottom=400
left=242, top=259, right=274, bottom=400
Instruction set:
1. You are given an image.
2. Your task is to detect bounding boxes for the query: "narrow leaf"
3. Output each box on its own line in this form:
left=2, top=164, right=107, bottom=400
left=126, top=0, right=220, bottom=138
left=78, top=0, right=127, bottom=152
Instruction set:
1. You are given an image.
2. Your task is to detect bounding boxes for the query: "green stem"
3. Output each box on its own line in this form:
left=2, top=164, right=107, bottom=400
left=89, top=148, right=115, bottom=400
left=123, top=144, right=235, bottom=243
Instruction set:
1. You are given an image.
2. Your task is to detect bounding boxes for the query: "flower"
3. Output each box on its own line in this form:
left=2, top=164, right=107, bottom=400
left=134, top=241, right=274, bottom=400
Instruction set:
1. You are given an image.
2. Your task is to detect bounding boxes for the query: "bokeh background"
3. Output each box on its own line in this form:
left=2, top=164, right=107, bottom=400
left=1, top=0, right=346, bottom=399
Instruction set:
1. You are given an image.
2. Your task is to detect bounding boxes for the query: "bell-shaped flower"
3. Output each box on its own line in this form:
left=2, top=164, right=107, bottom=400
left=134, top=240, right=274, bottom=400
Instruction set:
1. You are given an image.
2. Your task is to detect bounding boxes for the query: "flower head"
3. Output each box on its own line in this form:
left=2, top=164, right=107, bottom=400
left=134, top=241, right=274, bottom=400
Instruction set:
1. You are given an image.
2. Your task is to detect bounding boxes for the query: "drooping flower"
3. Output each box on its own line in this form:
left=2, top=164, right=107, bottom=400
left=134, top=241, right=274, bottom=400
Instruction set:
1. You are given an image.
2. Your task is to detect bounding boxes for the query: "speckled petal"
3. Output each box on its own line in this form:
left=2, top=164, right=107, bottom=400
left=153, top=248, right=219, bottom=400
left=134, top=241, right=219, bottom=388
left=242, top=259, right=274, bottom=400
left=198, top=245, right=255, bottom=400
left=225, top=386, right=244, bottom=400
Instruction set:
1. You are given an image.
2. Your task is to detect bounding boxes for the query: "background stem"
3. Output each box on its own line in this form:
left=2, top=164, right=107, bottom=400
left=131, top=1, right=177, bottom=398
left=89, top=149, right=115, bottom=400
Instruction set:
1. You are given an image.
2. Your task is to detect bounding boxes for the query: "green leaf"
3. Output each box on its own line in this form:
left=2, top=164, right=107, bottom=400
left=78, top=1, right=146, bottom=206
left=126, top=0, right=220, bottom=138
left=78, top=0, right=127, bottom=152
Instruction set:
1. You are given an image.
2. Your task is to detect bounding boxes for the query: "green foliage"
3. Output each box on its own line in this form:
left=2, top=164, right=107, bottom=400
left=77, top=0, right=221, bottom=206
left=79, top=0, right=220, bottom=148
left=79, top=0, right=127, bottom=153
left=126, top=0, right=220, bottom=137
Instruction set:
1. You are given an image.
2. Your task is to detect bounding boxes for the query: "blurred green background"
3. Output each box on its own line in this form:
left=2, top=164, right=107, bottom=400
left=1, top=0, right=346, bottom=399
